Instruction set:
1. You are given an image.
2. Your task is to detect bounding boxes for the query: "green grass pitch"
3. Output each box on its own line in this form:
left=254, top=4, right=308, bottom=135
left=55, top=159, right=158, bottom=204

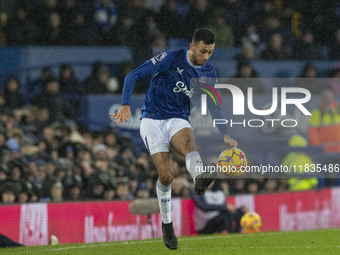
left=2, top=229, right=340, bottom=255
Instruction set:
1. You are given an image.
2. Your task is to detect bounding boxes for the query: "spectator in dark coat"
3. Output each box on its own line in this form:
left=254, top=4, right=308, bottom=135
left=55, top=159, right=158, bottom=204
left=83, top=62, right=110, bottom=94
left=261, top=33, right=290, bottom=60
left=40, top=11, right=64, bottom=46
left=229, top=61, right=265, bottom=94
left=292, top=30, right=323, bottom=60
left=184, top=0, right=211, bottom=40
left=3, top=76, right=24, bottom=109
left=58, top=64, right=83, bottom=95
left=157, top=0, right=183, bottom=39
left=6, top=3, right=39, bottom=45
left=293, top=63, right=322, bottom=94
left=67, top=11, right=103, bottom=46
left=32, top=78, right=74, bottom=123
left=329, top=29, right=340, bottom=60
left=192, top=180, right=247, bottom=234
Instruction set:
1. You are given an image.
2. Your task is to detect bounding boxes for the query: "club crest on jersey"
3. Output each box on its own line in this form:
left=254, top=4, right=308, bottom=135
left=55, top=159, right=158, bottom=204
left=173, top=81, right=194, bottom=98
left=176, top=66, right=184, bottom=75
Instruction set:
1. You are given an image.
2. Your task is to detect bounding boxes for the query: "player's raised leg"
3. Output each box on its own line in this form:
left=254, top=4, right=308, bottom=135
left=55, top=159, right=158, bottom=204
left=170, top=126, right=216, bottom=195
left=151, top=152, right=178, bottom=250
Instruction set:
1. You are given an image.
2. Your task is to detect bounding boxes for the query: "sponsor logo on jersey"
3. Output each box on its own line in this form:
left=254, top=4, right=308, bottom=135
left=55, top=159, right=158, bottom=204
left=173, top=81, right=194, bottom=98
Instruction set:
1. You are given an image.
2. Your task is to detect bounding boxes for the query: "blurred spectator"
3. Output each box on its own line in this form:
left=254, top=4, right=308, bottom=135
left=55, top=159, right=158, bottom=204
left=58, top=64, right=83, bottom=95
left=50, top=181, right=63, bottom=202
left=231, top=179, right=246, bottom=194
left=255, top=0, right=277, bottom=26
left=29, top=66, right=55, bottom=101
left=0, top=181, right=16, bottom=204
left=192, top=180, right=247, bottom=234
left=223, top=0, right=249, bottom=44
left=207, top=9, right=234, bottom=47
left=329, top=67, right=340, bottom=96
left=140, top=9, right=159, bottom=41
left=94, top=0, right=117, bottom=32
left=247, top=180, right=259, bottom=194
left=172, top=177, right=190, bottom=198
left=67, top=183, right=83, bottom=201
left=227, top=60, right=265, bottom=94
left=135, top=182, right=150, bottom=198
left=67, top=10, right=103, bottom=45
left=157, top=0, right=183, bottom=39
left=32, top=78, right=74, bottom=123
left=151, top=32, right=168, bottom=56
left=84, top=62, right=110, bottom=94
left=0, top=92, right=6, bottom=111
left=0, top=11, right=7, bottom=45
left=87, top=173, right=106, bottom=199
left=234, top=61, right=258, bottom=79
left=30, top=0, right=58, bottom=32
left=261, top=33, right=290, bottom=60
left=18, top=181, right=34, bottom=203
left=116, top=181, right=133, bottom=200
left=308, top=86, right=340, bottom=152
left=292, top=30, right=323, bottom=60
left=117, top=0, right=153, bottom=64
left=303, top=0, right=337, bottom=46
left=260, top=15, right=294, bottom=49
left=282, top=134, right=318, bottom=191
left=41, top=11, right=64, bottom=46
left=109, top=15, right=135, bottom=46
left=184, top=0, right=210, bottom=40
left=3, top=76, right=24, bottom=109
left=6, top=3, right=38, bottom=45
left=58, top=0, right=78, bottom=34
left=241, top=24, right=260, bottom=49
left=104, top=184, right=116, bottom=201
left=262, top=179, right=278, bottom=193
left=293, top=63, right=321, bottom=94
left=300, top=63, right=318, bottom=79
left=329, top=29, right=340, bottom=60
left=235, top=45, right=256, bottom=62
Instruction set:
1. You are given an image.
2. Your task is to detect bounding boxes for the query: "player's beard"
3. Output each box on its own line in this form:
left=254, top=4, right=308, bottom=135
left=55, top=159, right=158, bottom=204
left=192, top=53, right=203, bottom=66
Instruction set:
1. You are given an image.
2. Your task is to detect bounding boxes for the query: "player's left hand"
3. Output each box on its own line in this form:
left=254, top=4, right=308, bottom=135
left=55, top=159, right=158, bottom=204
left=109, top=104, right=131, bottom=126
left=224, top=134, right=238, bottom=149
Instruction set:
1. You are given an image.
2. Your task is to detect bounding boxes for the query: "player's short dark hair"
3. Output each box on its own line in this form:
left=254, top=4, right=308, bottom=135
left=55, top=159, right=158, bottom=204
left=192, top=28, right=215, bottom=45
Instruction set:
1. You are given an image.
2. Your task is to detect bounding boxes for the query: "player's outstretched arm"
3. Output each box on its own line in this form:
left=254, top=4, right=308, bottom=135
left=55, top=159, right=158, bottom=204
left=224, top=134, right=238, bottom=149
left=109, top=105, right=131, bottom=126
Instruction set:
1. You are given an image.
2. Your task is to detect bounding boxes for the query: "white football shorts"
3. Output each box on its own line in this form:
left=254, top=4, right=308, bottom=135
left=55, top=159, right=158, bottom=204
left=140, top=118, right=192, bottom=155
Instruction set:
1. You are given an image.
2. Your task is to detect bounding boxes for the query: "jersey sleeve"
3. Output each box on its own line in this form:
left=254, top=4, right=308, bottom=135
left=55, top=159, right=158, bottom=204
left=121, top=51, right=174, bottom=105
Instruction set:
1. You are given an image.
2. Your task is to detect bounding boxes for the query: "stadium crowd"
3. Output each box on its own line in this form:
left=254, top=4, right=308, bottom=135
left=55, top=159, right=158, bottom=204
left=0, top=0, right=339, bottom=63
left=0, top=65, right=312, bottom=204
left=0, top=0, right=339, bottom=204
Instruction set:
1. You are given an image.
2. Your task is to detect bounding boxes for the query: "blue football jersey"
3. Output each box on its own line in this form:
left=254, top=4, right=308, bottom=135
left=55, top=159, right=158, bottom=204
left=121, top=49, right=228, bottom=134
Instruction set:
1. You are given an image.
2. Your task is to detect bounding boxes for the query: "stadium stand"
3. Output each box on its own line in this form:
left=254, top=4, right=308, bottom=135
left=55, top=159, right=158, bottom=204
left=0, top=0, right=339, bottom=205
